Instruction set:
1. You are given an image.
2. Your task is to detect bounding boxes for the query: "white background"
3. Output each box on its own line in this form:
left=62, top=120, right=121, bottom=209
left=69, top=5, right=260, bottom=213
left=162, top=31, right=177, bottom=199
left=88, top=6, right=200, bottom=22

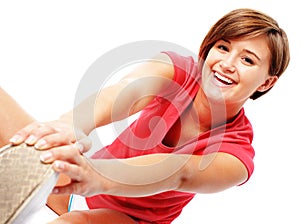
left=0, top=0, right=299, bottom=223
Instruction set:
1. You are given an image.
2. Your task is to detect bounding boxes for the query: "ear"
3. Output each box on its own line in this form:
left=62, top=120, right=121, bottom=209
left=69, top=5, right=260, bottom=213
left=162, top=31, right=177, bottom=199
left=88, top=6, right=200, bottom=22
left=256, top=76, right=278, bottom=92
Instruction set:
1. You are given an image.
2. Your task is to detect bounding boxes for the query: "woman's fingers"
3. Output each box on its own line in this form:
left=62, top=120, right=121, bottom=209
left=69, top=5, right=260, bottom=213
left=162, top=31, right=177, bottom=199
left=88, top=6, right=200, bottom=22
left=52, top=181, right=89, bottom=196
left=39, top=142, right=98, bottom=196
left=34, top=130, right=91, bottom=151
left=9, top=121, right=41, bottom=144
left=10, top=121, right=59, bottom=146
left=53, top=160, right=84, bottom=182
left=40, top=144, right=79, bottom=164
left=25, top=124, right=57, bottom=144
left=35, top=133, right=74, bottom=150
left=51, top=160, right=98, bottom=197
left=50, top=160, right=86, bottom=195
left=75, top=137, right=92, bottom=153
left=39, top=140, right=91, bottom=163
left=9, top=120, right=83, bottom=150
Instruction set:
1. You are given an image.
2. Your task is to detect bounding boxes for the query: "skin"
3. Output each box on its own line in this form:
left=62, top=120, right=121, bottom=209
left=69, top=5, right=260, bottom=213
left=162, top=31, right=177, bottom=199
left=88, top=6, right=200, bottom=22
left=0, top=87, right=34, bottom=147
left=201, top=36, right=277, bottom=112
left=7, top=35, right=277, bottom=224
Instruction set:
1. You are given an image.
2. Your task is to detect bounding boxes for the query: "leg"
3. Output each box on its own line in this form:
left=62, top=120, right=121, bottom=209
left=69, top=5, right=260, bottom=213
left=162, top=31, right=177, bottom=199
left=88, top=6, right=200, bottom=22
left=46, top=176, right=137, bottom=224
left=0, top=88, right=137, bottom=224
left=0, top=87, right=70, bottom=215
left=48, top=208, right=137, bottom=224
left=0, top=87, right=70, bottom=218
left=0, top=87, right=34, bottom=146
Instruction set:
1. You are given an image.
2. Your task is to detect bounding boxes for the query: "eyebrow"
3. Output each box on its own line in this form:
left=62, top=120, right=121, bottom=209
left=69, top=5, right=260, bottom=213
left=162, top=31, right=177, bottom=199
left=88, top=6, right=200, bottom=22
left=244, top=49, right=261, bottom=61
left=221, top=39, right=262, bottom=61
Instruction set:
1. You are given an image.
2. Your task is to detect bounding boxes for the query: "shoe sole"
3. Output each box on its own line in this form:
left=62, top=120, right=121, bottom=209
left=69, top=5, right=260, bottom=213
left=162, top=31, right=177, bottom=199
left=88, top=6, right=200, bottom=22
left=0, top=143, right=58, bottom=224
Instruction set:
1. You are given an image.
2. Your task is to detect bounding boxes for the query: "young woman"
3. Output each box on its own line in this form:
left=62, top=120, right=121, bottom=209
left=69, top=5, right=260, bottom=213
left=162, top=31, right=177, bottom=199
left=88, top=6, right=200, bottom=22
left=6, top=8, right=290, bottom=224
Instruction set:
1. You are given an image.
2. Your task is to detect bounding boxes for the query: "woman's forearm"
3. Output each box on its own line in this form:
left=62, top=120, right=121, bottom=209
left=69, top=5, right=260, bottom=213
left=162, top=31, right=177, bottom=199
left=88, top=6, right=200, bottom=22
left=59, top=92, right=99, bottom=136
left=61, top=78, right=155, bottom=136
left=59, top=88, right=131, bottom=136
left=87, top=153, right=191, bottom=197
left=86, top=152, right=248, bottom=197
left=60, top=53, right=174, bottom=136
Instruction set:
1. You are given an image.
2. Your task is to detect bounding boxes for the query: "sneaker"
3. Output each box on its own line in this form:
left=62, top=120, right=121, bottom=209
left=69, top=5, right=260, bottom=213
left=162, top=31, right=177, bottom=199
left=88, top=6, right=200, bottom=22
left=0, top=143, right=58, bottom=224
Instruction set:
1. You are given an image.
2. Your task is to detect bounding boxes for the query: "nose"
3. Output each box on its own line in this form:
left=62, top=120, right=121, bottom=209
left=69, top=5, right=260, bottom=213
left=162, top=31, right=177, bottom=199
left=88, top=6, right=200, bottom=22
left=219, top=55, right=236, bottom=73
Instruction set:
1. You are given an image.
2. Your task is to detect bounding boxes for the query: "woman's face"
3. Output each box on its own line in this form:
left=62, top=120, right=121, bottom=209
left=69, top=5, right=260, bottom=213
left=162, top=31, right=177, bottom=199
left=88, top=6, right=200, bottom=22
left=201, top=35, right=277, bottom=107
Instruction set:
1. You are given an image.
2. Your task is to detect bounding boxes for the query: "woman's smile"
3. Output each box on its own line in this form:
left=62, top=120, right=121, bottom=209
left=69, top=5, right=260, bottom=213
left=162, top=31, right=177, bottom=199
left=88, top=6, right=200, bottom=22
left=201, top=35, right=273, bottom=108
left=212, top=71, right=237, bottom=87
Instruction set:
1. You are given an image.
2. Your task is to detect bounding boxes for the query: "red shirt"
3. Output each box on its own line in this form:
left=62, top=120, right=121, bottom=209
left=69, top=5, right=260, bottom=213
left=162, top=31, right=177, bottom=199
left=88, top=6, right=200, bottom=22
left=86, top=51, right=255, bottom=223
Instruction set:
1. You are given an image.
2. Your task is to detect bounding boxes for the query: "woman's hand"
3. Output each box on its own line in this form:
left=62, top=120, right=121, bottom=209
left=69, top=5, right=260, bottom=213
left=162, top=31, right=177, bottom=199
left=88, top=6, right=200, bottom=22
left=9, top=120, right=91, bottom=153
left=40, top=142, right=103, bottom=197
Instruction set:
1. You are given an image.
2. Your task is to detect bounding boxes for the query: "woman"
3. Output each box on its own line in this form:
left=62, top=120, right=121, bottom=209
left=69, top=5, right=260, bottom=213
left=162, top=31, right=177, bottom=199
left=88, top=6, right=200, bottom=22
left=7, top=8, right=290, bottom=224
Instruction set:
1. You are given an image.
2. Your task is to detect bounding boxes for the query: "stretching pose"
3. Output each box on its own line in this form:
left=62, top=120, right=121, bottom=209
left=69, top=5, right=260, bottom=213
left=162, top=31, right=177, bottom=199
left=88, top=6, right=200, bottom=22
left=4, top=8, right=289, bottom=224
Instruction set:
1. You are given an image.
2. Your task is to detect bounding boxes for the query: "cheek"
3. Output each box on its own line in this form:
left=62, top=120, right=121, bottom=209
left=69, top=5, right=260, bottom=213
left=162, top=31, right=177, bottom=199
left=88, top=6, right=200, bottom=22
left=201, top=53, right=216, bottom=76
left=241, top=67, right=269, bottom=88
left=201, top=62, right=211, bottom=78
left=204, top=51, right=216, bottom=66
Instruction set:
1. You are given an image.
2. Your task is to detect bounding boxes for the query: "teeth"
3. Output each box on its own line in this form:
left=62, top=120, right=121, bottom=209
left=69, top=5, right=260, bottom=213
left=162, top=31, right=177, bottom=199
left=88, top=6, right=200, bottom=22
left=214, top=72, right=233, bottom=84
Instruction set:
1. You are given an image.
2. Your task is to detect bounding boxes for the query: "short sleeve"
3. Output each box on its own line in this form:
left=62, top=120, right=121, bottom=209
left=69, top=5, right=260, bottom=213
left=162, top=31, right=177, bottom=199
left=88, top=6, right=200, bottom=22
left=192, top=109, right=255, bottom=185
left=162, top=51, right=197, bottom=85
left=158, top=51, right=198, bottom=98
left=219, top=142, right=254, bottom=185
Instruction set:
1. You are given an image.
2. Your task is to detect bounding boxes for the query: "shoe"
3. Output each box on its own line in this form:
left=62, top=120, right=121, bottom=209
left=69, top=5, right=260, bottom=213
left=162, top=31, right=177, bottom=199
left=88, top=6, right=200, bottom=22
left=0, top=143, right=58, bottom=224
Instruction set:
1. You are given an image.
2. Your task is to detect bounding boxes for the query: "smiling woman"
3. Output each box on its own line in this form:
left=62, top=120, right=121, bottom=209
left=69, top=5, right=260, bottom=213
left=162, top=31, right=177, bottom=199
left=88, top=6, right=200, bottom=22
left=4, top=8, right=290, bottom=224
left=201, top=35, right=277, bottom=111
left=198, top=9, right=290, bottom=100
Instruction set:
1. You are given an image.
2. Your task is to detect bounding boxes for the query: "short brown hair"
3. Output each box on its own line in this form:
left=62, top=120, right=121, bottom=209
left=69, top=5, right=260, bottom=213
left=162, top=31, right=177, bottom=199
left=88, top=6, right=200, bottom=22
left=198, top=8, right=290, bottom=100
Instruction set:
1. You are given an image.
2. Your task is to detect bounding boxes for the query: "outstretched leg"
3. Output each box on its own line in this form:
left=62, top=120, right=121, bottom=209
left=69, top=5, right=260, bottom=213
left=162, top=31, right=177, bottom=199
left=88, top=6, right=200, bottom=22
left=0, top=88, right=137, bottom=224
left=46, top=175, right=138, bottom=224
left=0, top=87, right=34, bottom=147
left=0, top=87, right=70, bottom=219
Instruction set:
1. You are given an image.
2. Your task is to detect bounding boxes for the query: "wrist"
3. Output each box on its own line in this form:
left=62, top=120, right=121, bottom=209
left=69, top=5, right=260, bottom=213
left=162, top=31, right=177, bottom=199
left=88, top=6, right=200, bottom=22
left=59, top=111, right=93, bottom=136
left=59, top=111, right=73, bottom=124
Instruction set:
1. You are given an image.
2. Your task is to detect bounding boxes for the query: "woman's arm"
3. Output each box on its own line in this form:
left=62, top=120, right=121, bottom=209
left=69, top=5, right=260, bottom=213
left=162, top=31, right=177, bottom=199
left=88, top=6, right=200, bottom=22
left=88, top=153, right=248, bottom=196
left=69, top=52, right=175, bottom=135
left=10, top=53, right=174, bottom=149
left=41, top=145, right=248, bottom=197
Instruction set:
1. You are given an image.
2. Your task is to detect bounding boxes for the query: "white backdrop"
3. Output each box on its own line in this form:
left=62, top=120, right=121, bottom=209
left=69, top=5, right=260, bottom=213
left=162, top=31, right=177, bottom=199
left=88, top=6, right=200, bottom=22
left=0, top=1, right=299, bottom=223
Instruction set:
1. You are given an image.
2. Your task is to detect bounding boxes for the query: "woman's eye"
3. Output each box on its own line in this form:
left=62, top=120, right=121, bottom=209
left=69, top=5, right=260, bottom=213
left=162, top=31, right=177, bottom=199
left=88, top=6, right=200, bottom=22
left=242, top=57, right=254, bottom=65
left=217, top=45, right=229, bottom=51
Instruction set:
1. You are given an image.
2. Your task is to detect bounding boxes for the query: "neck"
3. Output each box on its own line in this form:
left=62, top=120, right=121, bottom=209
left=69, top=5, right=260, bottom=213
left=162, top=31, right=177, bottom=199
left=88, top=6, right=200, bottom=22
left=193, top=87, right=243, bottom=130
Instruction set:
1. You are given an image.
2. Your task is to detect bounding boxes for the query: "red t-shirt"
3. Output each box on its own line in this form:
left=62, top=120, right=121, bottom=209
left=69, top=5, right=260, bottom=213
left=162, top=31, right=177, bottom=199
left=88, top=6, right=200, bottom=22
left=86, top=51, right=255, bottom=223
